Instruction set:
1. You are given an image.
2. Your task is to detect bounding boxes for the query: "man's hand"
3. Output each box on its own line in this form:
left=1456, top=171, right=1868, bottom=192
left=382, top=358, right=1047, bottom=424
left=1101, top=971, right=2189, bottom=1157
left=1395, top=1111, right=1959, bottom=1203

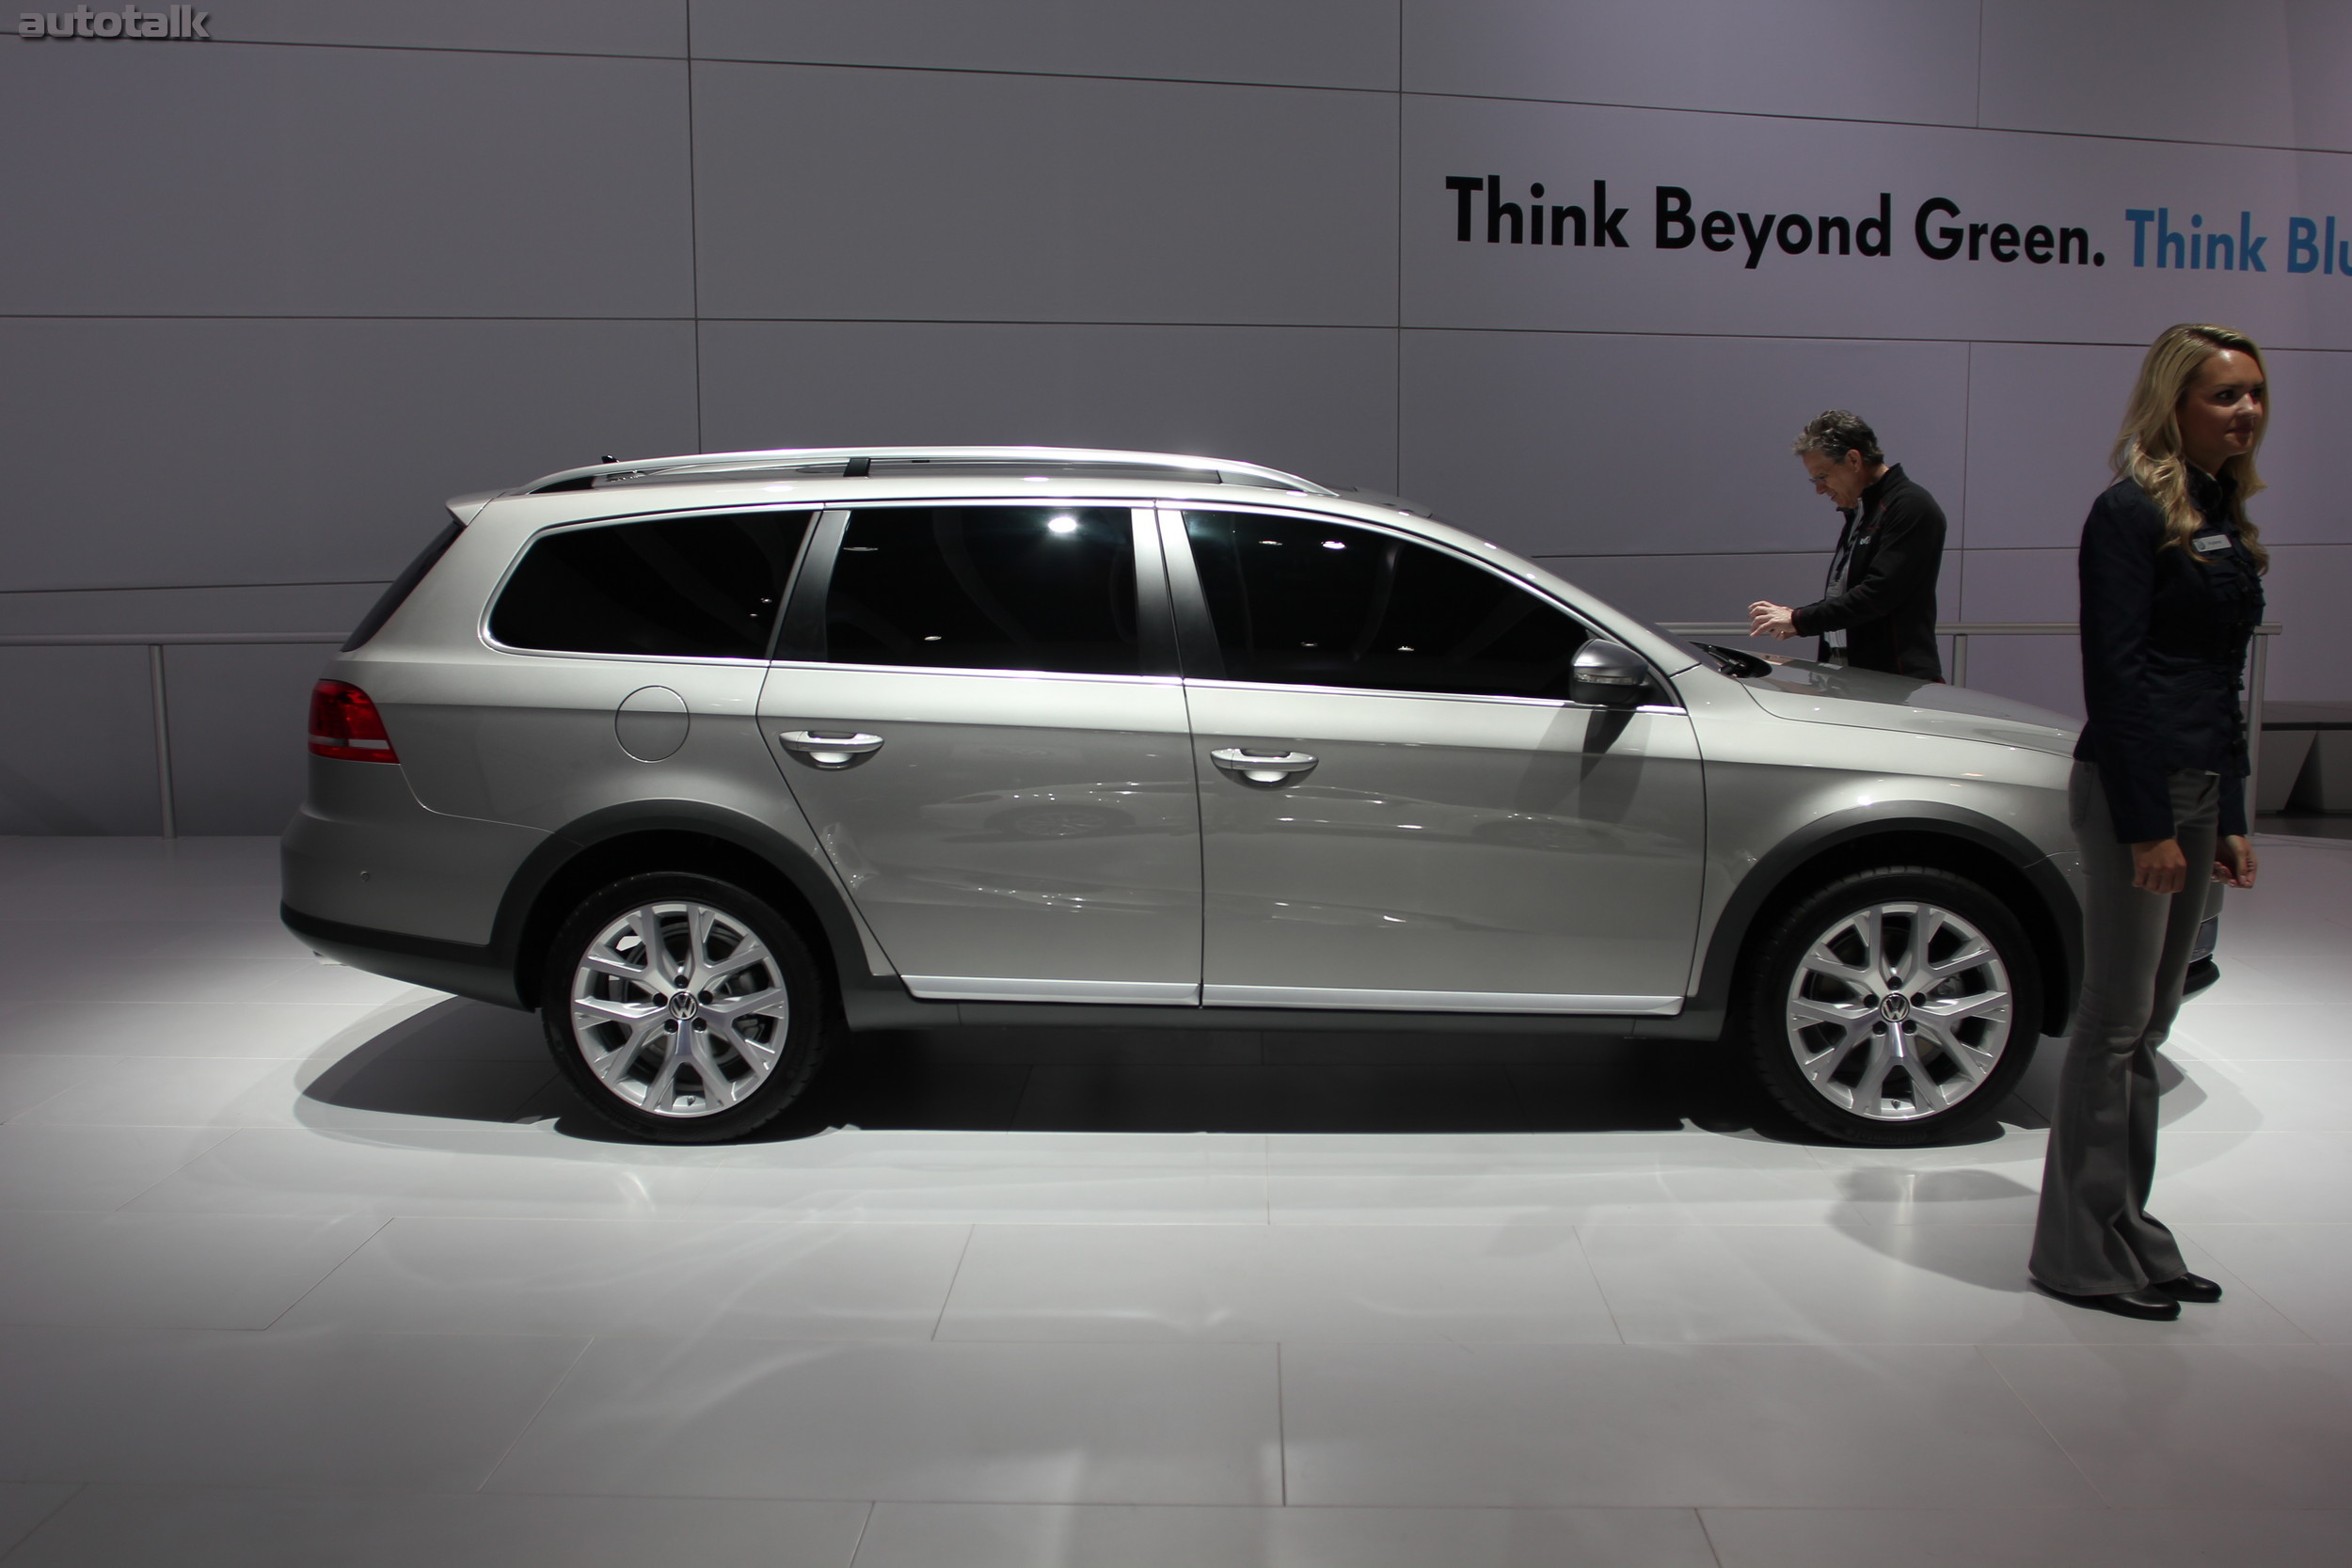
left=2214, top=834, right=2258, bottom=889
left=1748, top=601, right=1799, bottom=641
left=2130, top=837, right=2188, bottom=895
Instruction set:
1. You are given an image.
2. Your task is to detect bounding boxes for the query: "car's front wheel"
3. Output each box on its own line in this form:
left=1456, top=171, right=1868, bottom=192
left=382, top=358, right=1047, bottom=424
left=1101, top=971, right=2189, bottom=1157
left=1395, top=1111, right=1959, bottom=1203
left=1741, top=865, right=2041, bottom=1146
left=540, top=872, right=833, bottom=1143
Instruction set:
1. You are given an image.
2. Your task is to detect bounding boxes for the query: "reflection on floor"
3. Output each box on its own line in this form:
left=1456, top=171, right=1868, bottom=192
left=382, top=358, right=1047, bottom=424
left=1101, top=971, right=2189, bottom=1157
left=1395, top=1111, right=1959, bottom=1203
left=0, top=834, right=2349, bottom=1567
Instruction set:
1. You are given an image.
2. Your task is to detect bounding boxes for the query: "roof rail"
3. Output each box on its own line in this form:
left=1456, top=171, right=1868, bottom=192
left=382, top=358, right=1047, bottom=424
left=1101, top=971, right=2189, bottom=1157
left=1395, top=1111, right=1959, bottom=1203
left=522, top=445, right=1335, bottom=497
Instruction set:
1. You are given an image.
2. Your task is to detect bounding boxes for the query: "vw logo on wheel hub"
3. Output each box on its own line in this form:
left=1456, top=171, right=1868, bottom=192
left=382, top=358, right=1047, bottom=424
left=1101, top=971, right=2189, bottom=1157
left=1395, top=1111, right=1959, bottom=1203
left=1880, top=992, right=1911, bottom=1022
left=666, top=990, right=699, bottom=1020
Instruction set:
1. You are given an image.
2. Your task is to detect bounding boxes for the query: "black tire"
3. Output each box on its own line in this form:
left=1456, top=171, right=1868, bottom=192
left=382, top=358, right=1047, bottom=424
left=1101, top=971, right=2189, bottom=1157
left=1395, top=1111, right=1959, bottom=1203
left=1740, top=863, right=2042, bottom=1146
left=540, top=872, right=834, bottom=1143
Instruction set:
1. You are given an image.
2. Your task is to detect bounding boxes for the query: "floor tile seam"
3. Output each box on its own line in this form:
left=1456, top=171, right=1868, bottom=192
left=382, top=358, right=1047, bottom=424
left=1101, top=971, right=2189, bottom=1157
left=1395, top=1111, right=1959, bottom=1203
left=926, top=1225, right=978, bottom=1342
left=0, top=1481, right=84, bottom=1568
left=32, top=1125, right=244, bottom=1215
left=471, top=1335, right=597, bottom=1497
left=842, top=1499, right=879, bottom=1567
left=1276, top=1340, right=1287, bottom=1504
left=1972, top=1343, right=2122, bottom=1507
left=0, top=1073, right=94, bottom=1126
left=256, top=1215, right=395, bottom=1333
left=1566, top=1227, right=1631, bottom=1345
left=1692, top=1505, right=1730, bottom=1568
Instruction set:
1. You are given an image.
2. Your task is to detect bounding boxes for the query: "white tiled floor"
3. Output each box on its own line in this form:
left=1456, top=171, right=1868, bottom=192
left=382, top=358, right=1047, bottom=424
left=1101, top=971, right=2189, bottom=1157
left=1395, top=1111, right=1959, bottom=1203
left=0, top=834, right=2349, bottom=1565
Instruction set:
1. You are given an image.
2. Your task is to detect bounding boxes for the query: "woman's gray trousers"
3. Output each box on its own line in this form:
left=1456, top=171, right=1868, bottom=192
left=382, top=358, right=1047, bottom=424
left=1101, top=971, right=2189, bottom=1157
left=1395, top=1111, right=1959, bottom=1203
left=2028, top=762, right=2217, bottom=1295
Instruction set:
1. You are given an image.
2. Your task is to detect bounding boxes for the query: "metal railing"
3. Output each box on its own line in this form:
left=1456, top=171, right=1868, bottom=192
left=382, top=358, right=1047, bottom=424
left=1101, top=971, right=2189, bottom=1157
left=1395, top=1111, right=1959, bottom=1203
left=0, top=631, right=343, bottom=838
left=1662, top=620, right=2286, bottom=811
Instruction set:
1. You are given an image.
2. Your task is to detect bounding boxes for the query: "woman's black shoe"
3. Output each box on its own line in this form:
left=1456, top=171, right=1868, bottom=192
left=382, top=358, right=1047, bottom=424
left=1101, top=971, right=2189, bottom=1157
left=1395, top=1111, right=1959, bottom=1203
left=2035, top=1282, right=2183, bottom=1321
left=2153, top=1272, right=2224, bottom=1304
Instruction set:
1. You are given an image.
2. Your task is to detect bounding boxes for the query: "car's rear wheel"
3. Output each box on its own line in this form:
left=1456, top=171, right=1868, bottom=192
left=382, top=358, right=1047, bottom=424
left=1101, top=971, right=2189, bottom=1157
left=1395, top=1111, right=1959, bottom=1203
left=541, top=872, right=832, bottom=1143
left=1742, top=865, right=2041, bottom=1146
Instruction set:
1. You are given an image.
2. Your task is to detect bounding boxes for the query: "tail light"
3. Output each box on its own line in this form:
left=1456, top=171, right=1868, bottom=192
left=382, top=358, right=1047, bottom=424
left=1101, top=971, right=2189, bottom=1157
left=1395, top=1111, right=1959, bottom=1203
left=309, top=680, right=401, bottom=763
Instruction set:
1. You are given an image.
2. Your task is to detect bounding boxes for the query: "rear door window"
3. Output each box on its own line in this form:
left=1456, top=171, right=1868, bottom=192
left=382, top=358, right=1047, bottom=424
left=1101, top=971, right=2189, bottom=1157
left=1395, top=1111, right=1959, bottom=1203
left=1182, top=511, right=1592, bottom=698
left=820, top=507, right=1141, bottom=675
left=488, top=510, right=811, bottom=658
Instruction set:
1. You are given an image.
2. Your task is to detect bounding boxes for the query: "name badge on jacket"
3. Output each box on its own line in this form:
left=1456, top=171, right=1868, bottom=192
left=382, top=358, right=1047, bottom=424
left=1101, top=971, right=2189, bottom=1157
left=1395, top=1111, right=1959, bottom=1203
left=2193, top=532, right=2231, bottom=554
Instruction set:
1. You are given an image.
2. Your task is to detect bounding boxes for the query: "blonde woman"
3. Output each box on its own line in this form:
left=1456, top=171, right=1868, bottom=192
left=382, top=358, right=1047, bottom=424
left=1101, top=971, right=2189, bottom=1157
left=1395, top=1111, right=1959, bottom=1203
left=2030, top=324, right=2268, bottom=1321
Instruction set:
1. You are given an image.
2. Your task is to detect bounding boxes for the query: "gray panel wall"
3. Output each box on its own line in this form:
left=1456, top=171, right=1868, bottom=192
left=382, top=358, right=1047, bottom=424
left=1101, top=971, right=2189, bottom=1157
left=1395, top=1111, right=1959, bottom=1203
left=4, top=2, right=2348, bottom=833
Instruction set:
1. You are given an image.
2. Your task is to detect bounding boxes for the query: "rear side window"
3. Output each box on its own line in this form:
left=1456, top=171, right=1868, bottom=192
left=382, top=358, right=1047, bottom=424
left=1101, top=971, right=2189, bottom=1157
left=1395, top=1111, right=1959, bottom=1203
left=822, top=507, right=1140, bottom=675
left=489, top=511, right=812, bottom=658
left=1184, top=510, right=1592, bottom=698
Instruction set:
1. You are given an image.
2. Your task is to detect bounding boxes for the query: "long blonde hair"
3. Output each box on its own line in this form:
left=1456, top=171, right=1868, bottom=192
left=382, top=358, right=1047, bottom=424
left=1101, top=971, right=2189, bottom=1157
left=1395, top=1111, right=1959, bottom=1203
left=2112, top=323, right=2270, bottom=571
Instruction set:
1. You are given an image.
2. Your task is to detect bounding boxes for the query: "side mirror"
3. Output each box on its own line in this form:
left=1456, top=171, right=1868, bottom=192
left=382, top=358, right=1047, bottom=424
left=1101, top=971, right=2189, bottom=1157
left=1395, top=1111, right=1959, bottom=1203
left=1570, top=640, right=1649, bottom=707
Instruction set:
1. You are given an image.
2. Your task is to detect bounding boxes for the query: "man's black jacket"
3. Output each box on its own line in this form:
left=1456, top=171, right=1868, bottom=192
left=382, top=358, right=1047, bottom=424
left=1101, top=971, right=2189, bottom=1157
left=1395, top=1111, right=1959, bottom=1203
left=1792, top=464, right=1947, bottom=680
left=2074, top=469, right=2265, bottom=842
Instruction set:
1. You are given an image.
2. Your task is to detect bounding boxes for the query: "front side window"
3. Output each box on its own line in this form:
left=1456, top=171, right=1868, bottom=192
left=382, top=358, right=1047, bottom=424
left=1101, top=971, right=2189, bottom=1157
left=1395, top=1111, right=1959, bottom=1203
left=823, top=507, right=1139, bottom=675
left=488, top=510, right=810, bottom=658
left=1183, top=511, right=1593, bottom=699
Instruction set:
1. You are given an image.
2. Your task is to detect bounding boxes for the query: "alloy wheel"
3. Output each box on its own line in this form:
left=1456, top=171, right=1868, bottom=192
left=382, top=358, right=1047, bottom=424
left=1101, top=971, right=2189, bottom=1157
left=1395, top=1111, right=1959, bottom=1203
left=566, top=900, right=792, bottom=1118
left=1782, top=899, right=2014, bottom=1123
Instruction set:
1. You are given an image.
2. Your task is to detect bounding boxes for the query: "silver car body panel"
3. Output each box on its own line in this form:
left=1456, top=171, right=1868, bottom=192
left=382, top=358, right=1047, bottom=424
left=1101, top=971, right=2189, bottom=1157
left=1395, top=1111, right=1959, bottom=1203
left=1736, top=657, right=2079, bottom=755
left=280, top=450, right=2088, bottom=1035
left=1184, top=679, right=1708, bottom=1006
left=757, top=661, right=1203, bottom=995
left=281, top=756, right=546, bottom=945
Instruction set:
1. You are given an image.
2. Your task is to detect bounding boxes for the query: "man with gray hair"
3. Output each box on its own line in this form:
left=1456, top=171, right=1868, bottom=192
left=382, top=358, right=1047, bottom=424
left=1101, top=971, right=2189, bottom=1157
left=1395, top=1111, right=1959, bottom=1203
left=1749, top=410, right=1947, bottom=681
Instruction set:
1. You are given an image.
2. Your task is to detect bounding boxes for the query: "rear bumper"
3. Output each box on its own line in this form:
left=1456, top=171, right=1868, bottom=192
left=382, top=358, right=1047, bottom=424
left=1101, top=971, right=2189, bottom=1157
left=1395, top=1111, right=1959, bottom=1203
left=281, top=902, right=525, bottom=1010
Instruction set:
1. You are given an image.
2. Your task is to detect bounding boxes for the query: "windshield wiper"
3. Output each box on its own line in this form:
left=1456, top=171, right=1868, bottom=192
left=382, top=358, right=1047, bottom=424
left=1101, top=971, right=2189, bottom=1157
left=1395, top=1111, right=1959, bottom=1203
left=1692, top=641, right=1773, bottom=678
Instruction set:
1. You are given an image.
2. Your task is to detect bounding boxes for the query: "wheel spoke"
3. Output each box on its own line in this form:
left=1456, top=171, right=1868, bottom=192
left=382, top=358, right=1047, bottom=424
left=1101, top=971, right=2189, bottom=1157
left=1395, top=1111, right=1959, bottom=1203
left=712, top=1020, right=779, bottom=1073
left=581, top=949, right=648, bottom=982
left=638, top=1049, right=684, bottom=1113
left=1926, top=942, right=1994, bottom=980
left=1920, top=989, right=2010, bottom=1023
left=1799, top=1028, right=1867, bottom=1087
left=591, top=1021, right=660, bottom=1088
left=687, top=1034, right=738, bottom=1106
left=1915, top=1019, right=1997, bottom=1084
left=572, top=995, right=659, bottom=1026
left=1849, top=1037, right=1898, bottom=1110
left=1790, top=996, right=1869, bottom=1027
left=1800, top=944, right=1871, bottom=989
left=702, top=985, right=786, bottom=1022
left=1894, top=1035, right=1947, bottom=1112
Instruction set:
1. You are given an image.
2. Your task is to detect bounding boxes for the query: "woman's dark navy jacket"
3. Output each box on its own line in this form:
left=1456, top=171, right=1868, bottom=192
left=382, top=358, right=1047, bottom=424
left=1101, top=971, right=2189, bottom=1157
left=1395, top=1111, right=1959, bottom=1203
left=2074, top=467, right=2265, bottom=843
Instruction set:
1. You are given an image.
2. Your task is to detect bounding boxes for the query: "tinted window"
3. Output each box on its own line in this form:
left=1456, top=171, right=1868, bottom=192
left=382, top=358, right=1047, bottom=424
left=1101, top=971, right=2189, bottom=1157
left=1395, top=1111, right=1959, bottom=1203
left=344, top=517, right=462, bottom=651
left=1184, top=511, right=1590, bottom=698
left=824, top=507, right=1139, bottom=675
left=489, top=511, right=810, bottom=658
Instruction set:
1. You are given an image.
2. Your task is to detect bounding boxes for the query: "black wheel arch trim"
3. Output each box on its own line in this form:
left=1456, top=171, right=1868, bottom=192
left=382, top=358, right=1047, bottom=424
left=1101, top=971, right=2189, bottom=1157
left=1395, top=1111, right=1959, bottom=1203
left=1692, top=802, right=2082, bottom=1037
left=286, top=800, right=886, bottom=1016
left=491, top=800, right=880, bottom=1011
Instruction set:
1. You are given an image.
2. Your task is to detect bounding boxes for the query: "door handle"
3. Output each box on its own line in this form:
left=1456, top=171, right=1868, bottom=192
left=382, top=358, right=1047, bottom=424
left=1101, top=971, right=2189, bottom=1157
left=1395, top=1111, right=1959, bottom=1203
left=779, top=730, right=884, bottom=768
left=1210, top=747, right=1317, bottom=784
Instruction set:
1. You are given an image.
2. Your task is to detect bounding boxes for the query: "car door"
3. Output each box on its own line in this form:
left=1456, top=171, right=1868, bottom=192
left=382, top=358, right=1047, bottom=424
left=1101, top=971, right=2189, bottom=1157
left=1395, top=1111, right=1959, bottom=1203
left=756, top=502, right=1201, bottom=1003
left=1168, top=507, right=1706, bottom=1013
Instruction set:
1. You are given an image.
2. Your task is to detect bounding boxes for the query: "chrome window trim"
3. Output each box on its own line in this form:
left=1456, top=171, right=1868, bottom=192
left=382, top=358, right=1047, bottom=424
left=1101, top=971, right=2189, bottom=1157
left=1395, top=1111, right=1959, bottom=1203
left=1203, top=984, right=1682, bottom=1016
left=1158, top=503, right=1679, bottom=707
left=763, top=660, right=1184, bottom=689
left=903, top=975, right=1200, bottom=1006
left=1178, top=675, right=1683, bottom=715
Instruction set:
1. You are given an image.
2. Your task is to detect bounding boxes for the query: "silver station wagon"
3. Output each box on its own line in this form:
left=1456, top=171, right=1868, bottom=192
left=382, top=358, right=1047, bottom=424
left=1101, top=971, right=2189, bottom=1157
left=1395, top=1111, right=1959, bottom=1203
left=284, top=446, right=2116, bottom=1146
